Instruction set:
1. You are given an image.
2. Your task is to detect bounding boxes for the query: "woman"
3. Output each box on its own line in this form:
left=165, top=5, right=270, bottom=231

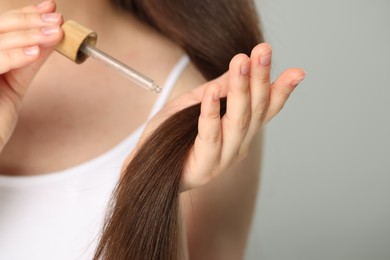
left=0, top=0, right=305, bottom=259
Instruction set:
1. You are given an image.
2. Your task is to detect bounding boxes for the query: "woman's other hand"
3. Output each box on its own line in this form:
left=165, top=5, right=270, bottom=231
left=0, top=0, right=63, bottom=152
left=128, top=43, right=305, bottom=191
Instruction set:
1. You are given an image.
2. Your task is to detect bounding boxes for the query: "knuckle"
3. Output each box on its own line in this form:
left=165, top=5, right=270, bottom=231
left=237, top=82, right=250, bottom=94
left=20, top=13, right=33, bottom=26
left=237, top=113, right=251, bottom=130
left=282, top=92, right=291, bottom=101
left=198, top=131, right=221, bottom=145
left=201, top=110, right=220, bottom=120
left=253, top=71, right=270, bottom=83
left=253, top=103, right=268, bottom=118
left=260, top=73, right=271, bottom=83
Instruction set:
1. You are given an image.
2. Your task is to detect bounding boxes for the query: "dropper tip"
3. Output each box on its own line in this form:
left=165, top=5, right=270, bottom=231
left=152, top=82, right=162, bottom=94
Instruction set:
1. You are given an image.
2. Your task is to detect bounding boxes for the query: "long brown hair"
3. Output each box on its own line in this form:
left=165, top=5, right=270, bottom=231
left=94, top=0, right=263, bottom=259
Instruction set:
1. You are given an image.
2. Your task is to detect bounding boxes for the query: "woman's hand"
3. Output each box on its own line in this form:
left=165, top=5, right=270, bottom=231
left=129, top=43, right=305, bottom=191
left=0, top=0, right=63, bottom=152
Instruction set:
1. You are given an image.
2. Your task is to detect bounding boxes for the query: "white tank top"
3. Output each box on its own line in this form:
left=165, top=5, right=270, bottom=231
left=0, top=56, right=190, bottom=260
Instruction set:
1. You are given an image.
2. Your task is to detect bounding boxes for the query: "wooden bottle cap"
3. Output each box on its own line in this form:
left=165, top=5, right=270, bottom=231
left=55, top=20, right=97, bottom=64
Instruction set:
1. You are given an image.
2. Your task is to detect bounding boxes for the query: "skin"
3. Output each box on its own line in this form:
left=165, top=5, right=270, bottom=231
left=0, top=1, right=305, bottom=259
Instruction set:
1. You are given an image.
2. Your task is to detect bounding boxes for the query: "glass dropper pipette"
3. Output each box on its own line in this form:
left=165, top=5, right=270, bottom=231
left=55, top=20, right=161, bottom=93
left=80, top=44, right=161, bottom=93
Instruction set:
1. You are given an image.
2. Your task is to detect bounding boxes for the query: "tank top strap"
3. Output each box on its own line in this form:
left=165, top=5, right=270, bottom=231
left=147, top=55, right=190, bottom=120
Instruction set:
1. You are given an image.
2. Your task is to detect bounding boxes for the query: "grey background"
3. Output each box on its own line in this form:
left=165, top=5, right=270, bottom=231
left=246, top=0, right=390, bottom=259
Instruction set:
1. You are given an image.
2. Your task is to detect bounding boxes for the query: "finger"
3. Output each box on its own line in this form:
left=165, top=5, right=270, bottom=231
left=6, top=1, right=56, bottom=14
left=240, top=43, right=272, bottom=154
left=0, top=12, right=62, bottom=33
left=183, top=83, right=222, bottom=189
left=0, top=46, right=40, bottom=74
left=211, top=72, right=229, bottom=97
left=263, top=68, right=306, bottom=124
left=220, top=54, right=251, bottom=165
left=0, top=26, right=63, bottom=50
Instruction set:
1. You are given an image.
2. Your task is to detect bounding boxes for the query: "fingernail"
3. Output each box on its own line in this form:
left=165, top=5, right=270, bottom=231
left=291, top=77, right=305, bottom=87
left=24, top=46, right=39, bottom=56
left=260, top=51, right=271, bottom=66
left=240, top=60, right=250, bottom=76
left=42, top=26, right=60, bottom=35
left=36, top=0, right=51, bottom=9
left=41, top=13, right=62, bottom=23
left=212, top=87, right=221, bottom=101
